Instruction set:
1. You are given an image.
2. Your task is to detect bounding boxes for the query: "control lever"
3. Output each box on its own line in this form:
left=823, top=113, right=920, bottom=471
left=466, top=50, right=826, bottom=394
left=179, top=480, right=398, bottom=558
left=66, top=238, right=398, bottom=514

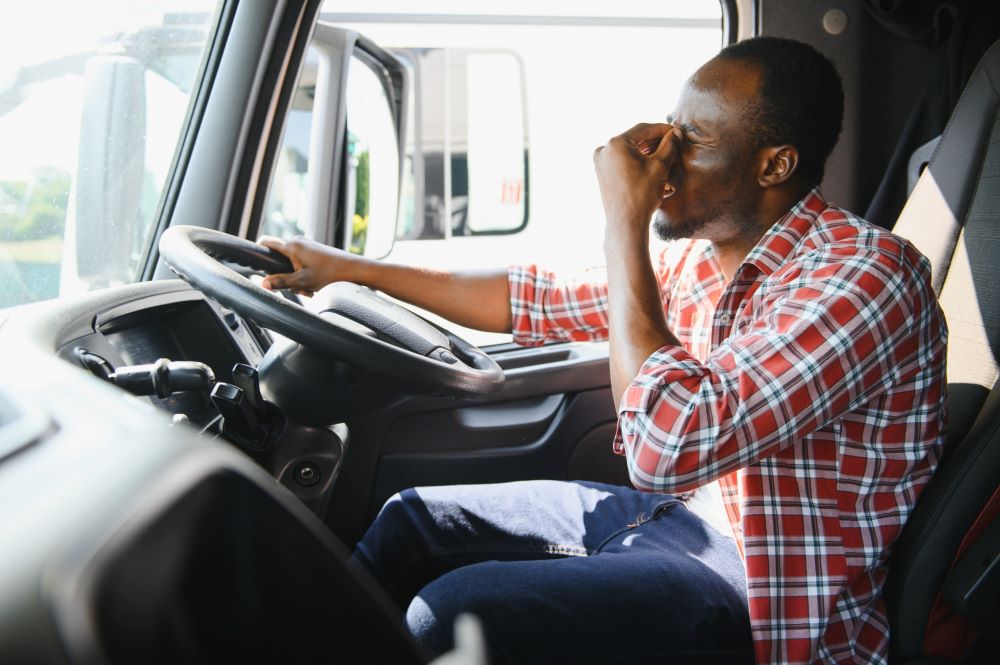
left=210, top=364, right=280, bottom=449
left=109, top=358, right=215, bottom=398
left=210, top=382, right=266, bottom=448
left=232, top=363, right=266, bottom=414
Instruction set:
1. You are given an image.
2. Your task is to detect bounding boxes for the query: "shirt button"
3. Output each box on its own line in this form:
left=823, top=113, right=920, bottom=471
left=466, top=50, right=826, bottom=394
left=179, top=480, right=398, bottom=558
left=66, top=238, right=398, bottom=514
left=719, top=314, right=732, bottom=324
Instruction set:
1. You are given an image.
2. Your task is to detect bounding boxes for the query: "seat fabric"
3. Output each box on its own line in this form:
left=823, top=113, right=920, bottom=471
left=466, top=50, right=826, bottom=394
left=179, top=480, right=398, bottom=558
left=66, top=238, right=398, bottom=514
left=885, top=39, right=1000, bottom=663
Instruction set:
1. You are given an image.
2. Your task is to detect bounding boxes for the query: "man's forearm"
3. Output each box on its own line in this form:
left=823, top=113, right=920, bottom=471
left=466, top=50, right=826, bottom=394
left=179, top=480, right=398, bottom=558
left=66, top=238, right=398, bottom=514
left=358, top=262, right=514, bottom=334
left=605, top=227, right=681, bottom=405
left=259, top=235, right=514, bottom=333
left=592, top=122, right=683, bottom=405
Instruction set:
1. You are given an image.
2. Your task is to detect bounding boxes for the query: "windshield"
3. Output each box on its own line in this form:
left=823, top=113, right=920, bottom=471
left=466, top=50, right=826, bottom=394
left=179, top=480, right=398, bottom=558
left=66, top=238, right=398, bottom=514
left=0, top=0, right=221, bottom=309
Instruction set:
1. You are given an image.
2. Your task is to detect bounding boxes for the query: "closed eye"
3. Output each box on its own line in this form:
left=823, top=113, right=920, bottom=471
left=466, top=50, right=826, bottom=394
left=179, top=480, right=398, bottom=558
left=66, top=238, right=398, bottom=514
left=665, top=115, right=700, bottom=141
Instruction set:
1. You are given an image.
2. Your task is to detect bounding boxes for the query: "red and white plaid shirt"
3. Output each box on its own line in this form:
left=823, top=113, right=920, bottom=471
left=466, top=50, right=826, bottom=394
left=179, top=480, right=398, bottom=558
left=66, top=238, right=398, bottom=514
left=508, top=190, right=947, bottom=664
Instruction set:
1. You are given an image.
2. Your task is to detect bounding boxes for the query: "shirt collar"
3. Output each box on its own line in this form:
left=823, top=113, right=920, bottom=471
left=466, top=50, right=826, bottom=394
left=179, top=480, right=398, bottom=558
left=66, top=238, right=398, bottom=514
left=739, top=188, right=829, bottom=278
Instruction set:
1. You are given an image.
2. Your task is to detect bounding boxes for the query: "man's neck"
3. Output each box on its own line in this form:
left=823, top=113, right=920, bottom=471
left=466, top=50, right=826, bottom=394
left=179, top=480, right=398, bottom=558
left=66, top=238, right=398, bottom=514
left=711, top=183, right=812, bottom=282
left=711, top=236, right=760, bottom=283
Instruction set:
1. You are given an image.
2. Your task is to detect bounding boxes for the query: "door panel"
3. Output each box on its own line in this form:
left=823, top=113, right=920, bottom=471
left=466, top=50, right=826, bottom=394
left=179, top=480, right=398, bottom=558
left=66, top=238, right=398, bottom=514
left=327, top=341, right=630, bottom=545
left=380, top=394, right=565, bottom=454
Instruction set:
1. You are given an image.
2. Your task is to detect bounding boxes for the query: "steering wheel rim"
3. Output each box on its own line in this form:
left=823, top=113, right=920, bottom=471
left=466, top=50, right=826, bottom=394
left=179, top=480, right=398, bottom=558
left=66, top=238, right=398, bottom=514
left=158, top=226, right=504, bottom=397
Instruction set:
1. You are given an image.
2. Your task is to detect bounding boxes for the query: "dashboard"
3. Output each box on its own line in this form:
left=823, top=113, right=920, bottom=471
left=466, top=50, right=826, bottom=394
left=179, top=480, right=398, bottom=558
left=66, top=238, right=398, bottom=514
left=0, top=279, right=424, bottom=663
left=58, top=290, right=267, bottom=427
left=8, top=279, right=352, bottom=517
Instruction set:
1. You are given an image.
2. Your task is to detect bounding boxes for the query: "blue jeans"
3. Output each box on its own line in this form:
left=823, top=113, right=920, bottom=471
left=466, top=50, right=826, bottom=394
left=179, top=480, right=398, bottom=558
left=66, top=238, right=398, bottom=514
left=354, top=480, right=753, bottom=664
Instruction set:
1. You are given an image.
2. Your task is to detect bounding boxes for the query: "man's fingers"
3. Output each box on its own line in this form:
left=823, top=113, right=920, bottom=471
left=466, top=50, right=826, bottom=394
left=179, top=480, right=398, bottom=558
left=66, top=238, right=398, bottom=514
left=261, top=272, right=301, bottom=291
left=623, top=122, right=669, bottom=140
left=652, top=127, right=683, bottom=161
left=623, top=122, right=673, bottom=147
left=260, top=274, right=281, bottom=290
left=258, top=235, right=284, bottom=251
left=258, top=235, right=307, bottom=273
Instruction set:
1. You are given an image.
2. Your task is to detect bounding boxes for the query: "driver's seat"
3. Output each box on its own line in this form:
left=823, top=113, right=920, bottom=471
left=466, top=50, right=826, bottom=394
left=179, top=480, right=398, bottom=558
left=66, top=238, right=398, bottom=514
left=884, top=38, right=1000, bottom=663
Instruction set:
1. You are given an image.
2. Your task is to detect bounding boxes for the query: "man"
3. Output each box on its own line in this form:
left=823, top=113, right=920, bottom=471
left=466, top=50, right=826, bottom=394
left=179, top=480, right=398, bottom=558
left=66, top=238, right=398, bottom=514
left=261, top=37, right=947, bottom=665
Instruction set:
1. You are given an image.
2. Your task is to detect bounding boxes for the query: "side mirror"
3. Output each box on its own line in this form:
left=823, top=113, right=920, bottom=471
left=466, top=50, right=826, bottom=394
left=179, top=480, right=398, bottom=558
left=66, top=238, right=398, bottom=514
left=343, top=50, right=402, bottom=258
left=264, top=32, right=530, bottom=257
left=71, top=56, right=146, bottom=286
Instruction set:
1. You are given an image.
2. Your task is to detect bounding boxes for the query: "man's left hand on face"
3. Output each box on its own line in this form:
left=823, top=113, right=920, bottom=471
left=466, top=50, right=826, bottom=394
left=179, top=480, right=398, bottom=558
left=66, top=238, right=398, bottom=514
left=593, top=123, right=683, bottom=238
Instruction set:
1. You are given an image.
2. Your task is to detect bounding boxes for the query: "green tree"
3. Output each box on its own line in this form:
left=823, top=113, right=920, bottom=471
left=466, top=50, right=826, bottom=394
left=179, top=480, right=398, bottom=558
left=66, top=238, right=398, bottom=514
left=0, top=167, right=71, bottom=241
left=355, top=150, right=370, bottom=218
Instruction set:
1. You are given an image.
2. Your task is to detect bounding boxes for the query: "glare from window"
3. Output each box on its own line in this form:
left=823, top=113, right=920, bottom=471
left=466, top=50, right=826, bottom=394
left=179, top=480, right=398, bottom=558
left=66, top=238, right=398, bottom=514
left=320, top=0, right=723, bottom=345
left=322, top=0, right=720, bottom=20
left=0, top=1, right=220, bottom=309
left=322, top=0, right=723, bottom=274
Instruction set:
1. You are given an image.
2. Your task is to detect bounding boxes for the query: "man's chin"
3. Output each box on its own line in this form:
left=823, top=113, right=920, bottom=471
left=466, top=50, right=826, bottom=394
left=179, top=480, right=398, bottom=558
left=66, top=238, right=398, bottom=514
left=652, top=213, right=696, bottom=242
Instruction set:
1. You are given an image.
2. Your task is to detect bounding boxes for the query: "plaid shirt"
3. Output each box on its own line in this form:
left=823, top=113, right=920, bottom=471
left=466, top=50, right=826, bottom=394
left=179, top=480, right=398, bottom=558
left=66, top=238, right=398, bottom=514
left=508, top=190, right=947, bottom=664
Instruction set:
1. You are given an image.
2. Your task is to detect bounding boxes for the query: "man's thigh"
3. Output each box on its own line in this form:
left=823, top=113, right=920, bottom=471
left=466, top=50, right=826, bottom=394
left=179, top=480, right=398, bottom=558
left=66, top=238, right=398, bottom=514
left=406, top=502, right=752, bottom=664
left=355, top=479, right=682, bottom=604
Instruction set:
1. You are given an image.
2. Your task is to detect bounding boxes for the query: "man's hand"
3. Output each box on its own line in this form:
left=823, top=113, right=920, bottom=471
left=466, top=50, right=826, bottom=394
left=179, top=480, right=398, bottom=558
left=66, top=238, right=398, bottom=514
left=593, top=123, right=682, bottom=236
left=596, top=124, right=684, bottom=406
left=258, top=236, right=368, bottom=296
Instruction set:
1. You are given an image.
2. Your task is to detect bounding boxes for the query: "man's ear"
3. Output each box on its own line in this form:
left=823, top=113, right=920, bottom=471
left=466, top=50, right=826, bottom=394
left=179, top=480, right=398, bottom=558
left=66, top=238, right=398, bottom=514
left=756, top=145, right=799, bottom=188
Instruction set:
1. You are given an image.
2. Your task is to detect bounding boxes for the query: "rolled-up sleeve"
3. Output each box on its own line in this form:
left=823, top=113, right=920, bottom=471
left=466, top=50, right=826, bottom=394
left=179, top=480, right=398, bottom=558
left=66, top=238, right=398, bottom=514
left=614, top=246, right=932, bottom=493
left=508, top=264, right=611, bottom=346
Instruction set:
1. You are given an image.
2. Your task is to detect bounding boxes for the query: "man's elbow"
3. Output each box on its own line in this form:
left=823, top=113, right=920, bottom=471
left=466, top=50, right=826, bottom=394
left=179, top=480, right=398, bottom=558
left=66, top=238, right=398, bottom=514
left=625, top=442, right=713, bottom=494
left=625, top=459, right=687, bottom=494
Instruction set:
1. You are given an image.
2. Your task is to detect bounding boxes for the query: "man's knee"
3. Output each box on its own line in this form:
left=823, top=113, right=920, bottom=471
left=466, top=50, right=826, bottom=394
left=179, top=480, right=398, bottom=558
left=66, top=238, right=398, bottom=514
left=355, top=489, right=429, bottom=580
left=405, top=571, right=505, bottom=657
left=406, top=593, right=452, bottom=655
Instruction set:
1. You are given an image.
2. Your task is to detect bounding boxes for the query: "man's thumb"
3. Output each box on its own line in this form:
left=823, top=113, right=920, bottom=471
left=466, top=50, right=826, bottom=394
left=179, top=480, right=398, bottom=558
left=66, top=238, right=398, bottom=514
left=262, top=275, right=286, bottom=290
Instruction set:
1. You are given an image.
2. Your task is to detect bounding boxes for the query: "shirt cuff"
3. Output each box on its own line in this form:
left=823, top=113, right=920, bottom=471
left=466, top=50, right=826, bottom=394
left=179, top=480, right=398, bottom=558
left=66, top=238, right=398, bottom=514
left=507, top=264, right=547, bottom=347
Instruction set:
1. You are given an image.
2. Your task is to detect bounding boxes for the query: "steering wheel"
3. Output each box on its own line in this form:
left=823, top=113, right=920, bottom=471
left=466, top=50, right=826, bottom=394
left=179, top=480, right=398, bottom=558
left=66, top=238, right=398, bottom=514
left=158, top=226, right=504, bottom=397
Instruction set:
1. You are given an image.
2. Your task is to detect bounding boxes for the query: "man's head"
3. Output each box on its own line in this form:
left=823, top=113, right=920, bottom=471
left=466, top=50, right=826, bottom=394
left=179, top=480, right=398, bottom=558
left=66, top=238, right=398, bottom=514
left=653, top=37, right=844, bottom=243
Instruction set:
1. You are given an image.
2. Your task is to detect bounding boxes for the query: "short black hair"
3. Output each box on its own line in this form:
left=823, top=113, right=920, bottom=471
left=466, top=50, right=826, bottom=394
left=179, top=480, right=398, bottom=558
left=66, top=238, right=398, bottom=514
left=717, top=36, right=844, bottom=185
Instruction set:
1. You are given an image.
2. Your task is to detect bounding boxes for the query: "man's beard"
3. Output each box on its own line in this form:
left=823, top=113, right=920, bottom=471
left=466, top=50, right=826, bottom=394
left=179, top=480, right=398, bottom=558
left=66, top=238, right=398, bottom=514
left=651, top=181, right=758, bottom=243
left=652, top=211, right=709, bottom=241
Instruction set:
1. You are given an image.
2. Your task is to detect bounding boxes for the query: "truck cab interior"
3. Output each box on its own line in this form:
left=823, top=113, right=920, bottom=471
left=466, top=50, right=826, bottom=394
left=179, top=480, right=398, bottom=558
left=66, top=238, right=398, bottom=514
left=0, top=1, right=998, bottom=663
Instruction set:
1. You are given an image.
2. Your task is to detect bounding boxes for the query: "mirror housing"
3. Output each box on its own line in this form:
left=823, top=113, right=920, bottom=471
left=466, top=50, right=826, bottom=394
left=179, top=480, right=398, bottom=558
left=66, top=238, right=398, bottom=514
left=301, top=25, right=408, bottom=258
left=71, top=56, right=147, bottom=286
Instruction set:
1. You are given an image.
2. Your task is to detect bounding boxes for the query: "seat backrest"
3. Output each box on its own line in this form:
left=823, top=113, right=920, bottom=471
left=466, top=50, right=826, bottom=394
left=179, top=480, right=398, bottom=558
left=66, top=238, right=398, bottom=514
left=885, top=38, right=1000, bottom=662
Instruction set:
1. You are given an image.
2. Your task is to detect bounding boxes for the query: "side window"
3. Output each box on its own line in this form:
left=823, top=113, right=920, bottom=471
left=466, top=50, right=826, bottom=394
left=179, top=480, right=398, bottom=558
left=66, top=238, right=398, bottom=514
left=0, top=3, right=220, bottom=309
left=259, top=52, right=315, bottom=241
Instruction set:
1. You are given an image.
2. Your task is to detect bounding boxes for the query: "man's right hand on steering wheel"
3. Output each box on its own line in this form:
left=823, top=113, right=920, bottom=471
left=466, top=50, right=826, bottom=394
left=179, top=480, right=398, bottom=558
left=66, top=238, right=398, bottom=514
left=259, top=236, right=367, bottom=296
